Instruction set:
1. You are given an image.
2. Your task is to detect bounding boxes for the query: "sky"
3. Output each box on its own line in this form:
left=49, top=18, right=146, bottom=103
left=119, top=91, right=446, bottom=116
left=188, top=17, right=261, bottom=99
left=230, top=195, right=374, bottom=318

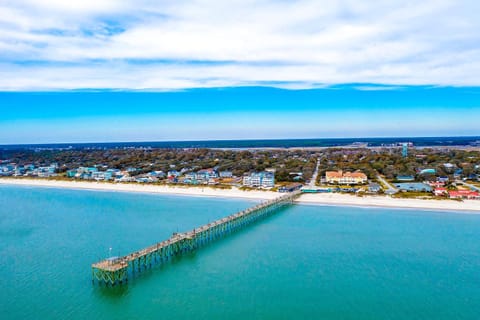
left=1, top=86, right=479, bottom=144
left=0, top=1, right=479, bottom=143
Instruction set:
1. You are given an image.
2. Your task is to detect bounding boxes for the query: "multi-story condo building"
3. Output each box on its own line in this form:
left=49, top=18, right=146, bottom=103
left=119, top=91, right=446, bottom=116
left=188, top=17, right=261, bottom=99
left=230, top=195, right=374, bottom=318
left=243, top=171, right=275, bottom=188
left=325, top=170, right=367, bottom=185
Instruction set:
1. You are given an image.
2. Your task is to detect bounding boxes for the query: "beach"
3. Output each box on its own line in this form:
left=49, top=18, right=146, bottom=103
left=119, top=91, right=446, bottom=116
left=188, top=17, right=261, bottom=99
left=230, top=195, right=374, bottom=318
left=1, top=178, right=479, bottom=213
left=0, top=178, right=278, bottom=200
left=299, top=192, right=480, bottom=213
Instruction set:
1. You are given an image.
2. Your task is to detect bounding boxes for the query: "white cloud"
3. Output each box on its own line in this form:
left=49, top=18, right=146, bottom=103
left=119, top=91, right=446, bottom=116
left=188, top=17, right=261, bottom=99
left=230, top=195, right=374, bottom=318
left=0, top=0, right=479, bottom=90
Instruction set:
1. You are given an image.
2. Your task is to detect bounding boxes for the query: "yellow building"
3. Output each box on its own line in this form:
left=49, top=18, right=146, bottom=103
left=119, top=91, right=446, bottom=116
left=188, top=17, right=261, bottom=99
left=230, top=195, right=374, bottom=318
left=325, top=170, right=367, bottom=185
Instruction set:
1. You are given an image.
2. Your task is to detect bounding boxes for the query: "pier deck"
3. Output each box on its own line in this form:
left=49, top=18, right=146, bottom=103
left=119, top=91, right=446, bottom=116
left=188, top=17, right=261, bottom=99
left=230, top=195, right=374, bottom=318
left=92, top=190, right=301, bottom=285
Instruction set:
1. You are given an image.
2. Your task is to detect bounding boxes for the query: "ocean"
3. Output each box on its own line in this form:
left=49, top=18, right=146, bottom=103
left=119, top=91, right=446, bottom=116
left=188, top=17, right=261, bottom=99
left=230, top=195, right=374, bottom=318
left=1, top=185, right=479, bottom=319
left=1, top=136, right=480, bottom=150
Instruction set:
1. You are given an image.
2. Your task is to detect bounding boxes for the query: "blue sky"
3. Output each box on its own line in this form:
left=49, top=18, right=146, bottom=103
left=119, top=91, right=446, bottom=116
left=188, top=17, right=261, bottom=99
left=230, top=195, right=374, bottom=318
left=0, top=1, right=479, bottom=143
left=1, top=86, right=479, bottom=144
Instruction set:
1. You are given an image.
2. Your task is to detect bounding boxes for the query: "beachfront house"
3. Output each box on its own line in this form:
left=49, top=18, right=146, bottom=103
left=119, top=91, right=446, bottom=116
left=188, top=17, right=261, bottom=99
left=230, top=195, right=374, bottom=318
left=0, top=164, right=15, bottom=176
left=368, top=183, right=381, bottom=193
left=66, top=169, right=77, bottom=178
left=219, top=170, right=233, bottom=178
left=34, top=164, right=58, bottom=177
left=243, top=171, right=275, bottom=188
left=197, top=168, right=218, bottom=180
left=167, top=170, right=180, bottom=178
left=325, top=170, right=367, bottom=185
left=182, top=168, right=218, bottom=184
left=448, top=190, right=480, bottom=200
left=14, top=166, right=25, bottom=176
left=91, top=171, right=113, bottom=181
left=148, top=171, right=165, bottom=178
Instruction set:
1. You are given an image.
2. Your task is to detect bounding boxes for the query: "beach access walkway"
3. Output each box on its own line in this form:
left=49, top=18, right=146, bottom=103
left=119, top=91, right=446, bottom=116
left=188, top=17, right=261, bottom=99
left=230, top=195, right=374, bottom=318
left=92, top=190, right=301, bottom=285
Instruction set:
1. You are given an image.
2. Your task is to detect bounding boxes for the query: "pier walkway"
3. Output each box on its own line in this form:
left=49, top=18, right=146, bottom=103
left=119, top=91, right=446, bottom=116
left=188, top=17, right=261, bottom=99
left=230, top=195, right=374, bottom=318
left=92, top=190, right=301, bottom=285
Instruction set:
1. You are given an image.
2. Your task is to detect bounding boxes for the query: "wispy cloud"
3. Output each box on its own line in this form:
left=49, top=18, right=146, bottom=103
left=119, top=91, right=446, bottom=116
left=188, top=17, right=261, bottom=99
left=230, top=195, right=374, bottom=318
left=1, top=0, right=479, bottom=90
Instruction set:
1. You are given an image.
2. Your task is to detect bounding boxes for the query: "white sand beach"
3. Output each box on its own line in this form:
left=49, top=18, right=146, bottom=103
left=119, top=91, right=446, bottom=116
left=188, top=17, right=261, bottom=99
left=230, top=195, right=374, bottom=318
left=0, top=178, right=278, bottom=200
left=298, top=193, right=480, bottom=213
left=1, top=178, right=479, bottom=213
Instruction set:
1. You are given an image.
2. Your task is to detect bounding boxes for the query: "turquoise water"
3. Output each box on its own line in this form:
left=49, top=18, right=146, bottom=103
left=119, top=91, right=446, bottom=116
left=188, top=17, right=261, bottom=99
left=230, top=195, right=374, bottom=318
left=1, top=185, right=480, bottom=319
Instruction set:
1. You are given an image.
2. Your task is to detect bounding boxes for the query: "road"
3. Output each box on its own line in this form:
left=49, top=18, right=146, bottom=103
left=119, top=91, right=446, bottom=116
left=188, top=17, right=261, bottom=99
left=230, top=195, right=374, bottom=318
left=308, top=158, right=321, bottom=188
left=376, top=175, right=398, bottom=194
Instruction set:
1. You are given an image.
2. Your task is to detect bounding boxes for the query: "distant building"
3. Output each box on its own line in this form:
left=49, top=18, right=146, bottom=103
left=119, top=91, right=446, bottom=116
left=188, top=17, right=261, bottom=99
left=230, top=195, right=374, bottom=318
left=396, top=175, right=415, bottom=182
left=325, top=170, right=367, bottom=185
left=243, top=171, right=275, bottom=188
left=428, top=181, right=445, bottom=188
left=437, top=176, right=449, bottom=183
left=443, top=163, right=455, bottom=173
left=419, top=168, right=436, bottom=175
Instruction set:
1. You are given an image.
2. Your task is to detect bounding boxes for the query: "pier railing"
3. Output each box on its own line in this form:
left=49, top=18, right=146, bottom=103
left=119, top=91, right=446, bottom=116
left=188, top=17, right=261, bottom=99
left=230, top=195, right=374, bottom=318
left=92, top=190, right=301, bottom=285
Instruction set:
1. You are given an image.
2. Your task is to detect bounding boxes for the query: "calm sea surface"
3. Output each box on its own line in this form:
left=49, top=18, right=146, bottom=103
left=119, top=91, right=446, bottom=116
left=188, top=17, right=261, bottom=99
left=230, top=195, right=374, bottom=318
left=1, top=185, right=479, bottom=319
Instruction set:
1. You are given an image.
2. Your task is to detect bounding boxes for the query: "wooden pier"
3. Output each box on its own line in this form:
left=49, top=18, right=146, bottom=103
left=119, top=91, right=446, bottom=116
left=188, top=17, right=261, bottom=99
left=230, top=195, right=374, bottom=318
left=92, top=190, right=301, bottom=285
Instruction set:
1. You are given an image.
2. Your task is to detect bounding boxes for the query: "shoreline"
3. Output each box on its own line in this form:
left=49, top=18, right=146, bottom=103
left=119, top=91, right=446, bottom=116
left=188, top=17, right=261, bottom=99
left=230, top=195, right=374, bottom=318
left=1, top=178, right=479, bottom=213
left=0, top=178, right=278, bottom=201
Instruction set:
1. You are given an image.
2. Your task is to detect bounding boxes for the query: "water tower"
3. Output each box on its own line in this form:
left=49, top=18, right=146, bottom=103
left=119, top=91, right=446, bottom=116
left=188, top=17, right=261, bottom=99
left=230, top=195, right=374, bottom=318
left=402, top=143, right=408, bottom=158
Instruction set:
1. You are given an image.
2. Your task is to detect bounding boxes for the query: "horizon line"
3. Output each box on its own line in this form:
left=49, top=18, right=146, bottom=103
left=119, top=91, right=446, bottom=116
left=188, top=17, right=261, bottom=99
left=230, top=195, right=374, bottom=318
left=1, top=135, right=479, bottom=147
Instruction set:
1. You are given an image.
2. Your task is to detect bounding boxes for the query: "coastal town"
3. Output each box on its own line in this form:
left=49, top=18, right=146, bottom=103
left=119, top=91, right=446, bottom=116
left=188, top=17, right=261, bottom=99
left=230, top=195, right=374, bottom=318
left=1, top=143, right=480, bottom=201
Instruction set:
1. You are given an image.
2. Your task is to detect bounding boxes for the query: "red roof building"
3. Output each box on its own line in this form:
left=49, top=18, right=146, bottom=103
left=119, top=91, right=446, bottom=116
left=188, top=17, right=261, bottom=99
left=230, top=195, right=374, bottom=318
left=448, top=190, right=480, bottom=200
